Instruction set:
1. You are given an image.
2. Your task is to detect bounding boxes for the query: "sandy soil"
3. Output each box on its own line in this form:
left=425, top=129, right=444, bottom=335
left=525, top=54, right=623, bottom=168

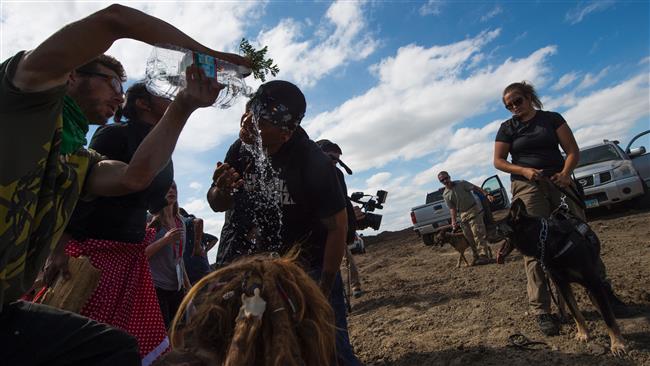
left=346, top=198, right=650, bottom=366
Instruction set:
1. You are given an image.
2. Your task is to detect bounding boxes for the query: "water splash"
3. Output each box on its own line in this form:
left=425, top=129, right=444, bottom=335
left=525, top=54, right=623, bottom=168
left=235, top=100, right=284, bottom=255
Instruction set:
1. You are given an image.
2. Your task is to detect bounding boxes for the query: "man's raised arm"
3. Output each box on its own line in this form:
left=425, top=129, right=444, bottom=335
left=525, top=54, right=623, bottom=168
left=13, top=4, right=247, bottom=93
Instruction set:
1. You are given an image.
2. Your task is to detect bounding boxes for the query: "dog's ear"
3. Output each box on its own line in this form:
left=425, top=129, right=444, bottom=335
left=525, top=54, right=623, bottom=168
left=509, top=199, right=528, bottom=222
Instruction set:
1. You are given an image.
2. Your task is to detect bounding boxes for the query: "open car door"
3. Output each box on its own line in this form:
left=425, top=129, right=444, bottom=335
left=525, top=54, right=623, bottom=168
left=481, top=175, right=510, bottom=212
left=625, top=130, right=650, bottom=188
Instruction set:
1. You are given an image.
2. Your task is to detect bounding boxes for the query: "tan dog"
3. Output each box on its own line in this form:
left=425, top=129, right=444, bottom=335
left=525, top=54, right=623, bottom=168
left=433, top=227, right=475, bottom=268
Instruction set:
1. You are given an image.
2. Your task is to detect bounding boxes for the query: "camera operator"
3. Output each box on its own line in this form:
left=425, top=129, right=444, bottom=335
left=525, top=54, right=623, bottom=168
left=316, top=139, right=363, bottom=298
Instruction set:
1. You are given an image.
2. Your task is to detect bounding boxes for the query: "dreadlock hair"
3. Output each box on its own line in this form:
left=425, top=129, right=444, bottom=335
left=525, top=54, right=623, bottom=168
left=502, top=81, right=543, bottom=110
left=164, top=254, right=336, bottom=366
left=113, top=82, right=151, bottom=123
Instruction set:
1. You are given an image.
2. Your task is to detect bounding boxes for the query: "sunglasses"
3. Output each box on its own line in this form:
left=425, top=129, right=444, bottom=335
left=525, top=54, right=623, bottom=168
left=504, top=96, right=525, bottom=111
left=77, top=70, right=124, bottom=96
left=439, top=177, right=450, bottom=183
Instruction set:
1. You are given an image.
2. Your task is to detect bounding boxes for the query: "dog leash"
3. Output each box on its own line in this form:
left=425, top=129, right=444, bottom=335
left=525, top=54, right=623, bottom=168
left=507, top=333, right=549, bottom=350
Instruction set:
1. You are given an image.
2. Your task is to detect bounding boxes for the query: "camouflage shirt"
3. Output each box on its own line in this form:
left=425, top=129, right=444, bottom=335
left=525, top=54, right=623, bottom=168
left=0, top=52, right=102, bottom=309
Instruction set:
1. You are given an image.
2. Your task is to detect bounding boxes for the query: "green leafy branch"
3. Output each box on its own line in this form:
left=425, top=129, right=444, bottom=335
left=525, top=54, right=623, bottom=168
left=240, top=38, right=280, bottom=82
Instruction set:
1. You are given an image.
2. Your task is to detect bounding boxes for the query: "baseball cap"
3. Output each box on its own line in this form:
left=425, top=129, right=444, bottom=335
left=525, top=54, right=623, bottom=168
left=316, top=139, right=353, bottom=175
left=249, top=80, right=306, bottom=130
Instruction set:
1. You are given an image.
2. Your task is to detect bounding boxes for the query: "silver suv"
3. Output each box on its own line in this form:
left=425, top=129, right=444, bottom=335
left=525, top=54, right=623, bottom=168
left=574, top=130, right=649, bottom=209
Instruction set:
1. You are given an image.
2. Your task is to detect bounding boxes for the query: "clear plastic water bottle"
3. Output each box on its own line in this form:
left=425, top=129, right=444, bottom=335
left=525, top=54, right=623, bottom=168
left=145, top=44, right=253, bottom=109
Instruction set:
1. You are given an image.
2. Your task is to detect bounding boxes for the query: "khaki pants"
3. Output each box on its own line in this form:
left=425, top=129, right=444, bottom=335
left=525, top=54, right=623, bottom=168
left=460, top=205, right=491, bottom=258
left=512, top=179, right=609, bottom=315
left=343, top=246, right=361, bottom=290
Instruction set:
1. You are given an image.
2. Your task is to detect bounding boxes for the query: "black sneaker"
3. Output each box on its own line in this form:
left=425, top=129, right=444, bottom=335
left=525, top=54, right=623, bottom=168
left=536, top=313, right=560, bottom=336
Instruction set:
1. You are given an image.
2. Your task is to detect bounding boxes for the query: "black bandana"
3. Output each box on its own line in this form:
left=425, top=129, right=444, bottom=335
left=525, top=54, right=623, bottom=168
left=249, top=80, right=306, bottom=130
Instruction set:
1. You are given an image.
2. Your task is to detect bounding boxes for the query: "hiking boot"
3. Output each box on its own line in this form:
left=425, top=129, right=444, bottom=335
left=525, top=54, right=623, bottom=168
left=474, top=256, right=490, bottom=265
left=353, top=288, right=364, bottom=298
left=536, top=313, right=560, bottom=336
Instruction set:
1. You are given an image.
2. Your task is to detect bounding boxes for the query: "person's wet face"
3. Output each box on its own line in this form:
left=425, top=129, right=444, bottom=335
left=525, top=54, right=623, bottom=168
left=165, top=182, right=178, bottom=205
left=503, top=91, right=533, bottom=119
left=70, top=64, right=124, bottom=124
left=239, top=109, right=292, bottom=149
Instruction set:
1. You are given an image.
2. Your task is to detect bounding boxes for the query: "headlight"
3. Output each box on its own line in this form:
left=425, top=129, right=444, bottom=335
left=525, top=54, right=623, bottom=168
left=611, top=162, right=635, bottom=179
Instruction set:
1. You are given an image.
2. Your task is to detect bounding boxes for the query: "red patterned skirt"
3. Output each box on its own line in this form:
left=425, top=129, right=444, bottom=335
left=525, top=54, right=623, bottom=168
left=65, top=228, right=169, bottom=365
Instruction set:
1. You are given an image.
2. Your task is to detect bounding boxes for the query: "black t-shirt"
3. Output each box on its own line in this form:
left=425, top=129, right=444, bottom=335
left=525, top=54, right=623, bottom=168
left=66, top=120, right=174, bottom=243
left=495, top=110, right=567, bottom=181
left=217, top=127, right=346, bottom=270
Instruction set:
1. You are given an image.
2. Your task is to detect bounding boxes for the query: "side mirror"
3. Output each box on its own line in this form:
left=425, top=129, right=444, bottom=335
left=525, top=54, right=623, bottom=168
left=628, top=146, right=646, bottom=157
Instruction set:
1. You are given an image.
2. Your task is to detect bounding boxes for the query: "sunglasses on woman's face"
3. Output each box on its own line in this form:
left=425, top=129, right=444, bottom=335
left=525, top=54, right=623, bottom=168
left=504, top=96, right=525, bottom=111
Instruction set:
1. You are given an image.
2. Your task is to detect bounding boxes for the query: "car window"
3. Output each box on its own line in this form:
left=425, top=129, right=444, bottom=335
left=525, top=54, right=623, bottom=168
left=577, top=145, right=622, bottom=168
left=425, top=189, right=444, bottom=204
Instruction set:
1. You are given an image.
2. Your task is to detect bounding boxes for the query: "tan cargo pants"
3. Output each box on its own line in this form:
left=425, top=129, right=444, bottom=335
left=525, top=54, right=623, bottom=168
left=460, top=204, right=491, bottom=258
left=511, top=178, right=609, bottom=315
left=343, top=246, right=361, bottom=290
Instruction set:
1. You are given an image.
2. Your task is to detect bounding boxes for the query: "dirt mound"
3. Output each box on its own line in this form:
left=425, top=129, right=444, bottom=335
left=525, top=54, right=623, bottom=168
left=347, top=207, right=650, bottom=366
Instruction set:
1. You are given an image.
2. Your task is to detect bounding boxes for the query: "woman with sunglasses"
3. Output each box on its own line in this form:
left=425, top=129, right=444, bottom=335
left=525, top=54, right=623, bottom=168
left=493, top=81, right=625, bottom=337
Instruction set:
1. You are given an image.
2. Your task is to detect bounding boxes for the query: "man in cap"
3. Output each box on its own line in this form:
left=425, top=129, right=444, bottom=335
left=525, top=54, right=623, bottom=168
left=0, top=4, right=246, bottom=364
left=438, top=171, right=494, bottom=265
left=317, top=139, right=364, bottom=298
left=208, top=80, right=362, bottom=365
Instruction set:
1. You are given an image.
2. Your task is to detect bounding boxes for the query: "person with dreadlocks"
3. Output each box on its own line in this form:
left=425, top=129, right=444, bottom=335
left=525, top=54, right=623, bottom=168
left=208, top=81, right=362, bottom=365
left=42, top=82, right=174, bottom=364
left=0, top=4, right=247, bottom=365
left=153, top=255, right=336, bottom=366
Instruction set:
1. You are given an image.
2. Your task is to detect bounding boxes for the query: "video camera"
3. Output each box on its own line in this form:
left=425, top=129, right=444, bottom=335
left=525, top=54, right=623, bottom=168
left=350, top=190, right=388, bottom=231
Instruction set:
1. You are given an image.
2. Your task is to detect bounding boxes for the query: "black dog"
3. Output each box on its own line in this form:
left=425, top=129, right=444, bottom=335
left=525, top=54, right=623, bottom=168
left=496, top=199, right=626, bottom=356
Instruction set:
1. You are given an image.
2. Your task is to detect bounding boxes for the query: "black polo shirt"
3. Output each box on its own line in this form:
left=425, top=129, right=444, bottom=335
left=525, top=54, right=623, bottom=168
left=495, top=110, right=567, bottom=181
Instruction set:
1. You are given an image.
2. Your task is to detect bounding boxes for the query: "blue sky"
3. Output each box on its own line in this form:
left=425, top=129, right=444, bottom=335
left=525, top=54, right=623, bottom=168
left=2, top=1, right=649, bottom=261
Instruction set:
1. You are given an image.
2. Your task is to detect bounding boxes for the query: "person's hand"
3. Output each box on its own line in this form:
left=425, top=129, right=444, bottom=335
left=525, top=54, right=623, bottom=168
left=353, top=206, right=366, bottom=221
left=175, top=65, right=224, bottom=111
left=212, top=162, right=244, bottom=193
left=451, top=222, right=460, bottom=231
left=209, top=50, right=252, bottom=71
left=486, top=194, right=495, bottom=203
left=551, top=172, right=572, bottom=188
left=521, top=167, right=543, bottom=181
left=164, top=228, right=183, bottom=244
left=43, top=251, right=71, bottom=287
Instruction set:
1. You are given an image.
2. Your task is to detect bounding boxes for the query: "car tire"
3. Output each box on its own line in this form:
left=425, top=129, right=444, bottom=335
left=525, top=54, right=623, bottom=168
left=422, top=234, right=434, bottom=246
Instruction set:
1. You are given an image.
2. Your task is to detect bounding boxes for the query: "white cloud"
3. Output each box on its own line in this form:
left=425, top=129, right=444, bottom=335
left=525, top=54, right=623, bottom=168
left=552, top=72, right=579, bottom=91
left=640, top=56, right=650, bottom=65
left=255, top=0, right=378, bottom=88
left=564, top=74, right=650, bottom=146
left=565, top=0, right=616, bottom=25
left=576, top=67, right=609, bottom=90
left=366, top=172, right=392, bottom=188
left=189, top=181, right=203, bottom=190
left=480, top=5, right=502, bottom=22
left=419, top=0, right=443, bottom=16
left=305, top=30, right=556, bottom=173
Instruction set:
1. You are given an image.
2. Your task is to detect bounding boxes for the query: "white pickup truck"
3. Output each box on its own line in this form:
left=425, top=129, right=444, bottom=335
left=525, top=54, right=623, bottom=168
left=575, top=130, right=649, bottom=209
left=410, top=175, right=510, bottom=246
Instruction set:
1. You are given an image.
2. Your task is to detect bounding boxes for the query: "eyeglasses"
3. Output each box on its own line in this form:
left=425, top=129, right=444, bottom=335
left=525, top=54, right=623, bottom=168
left=504, top=96, right=524, bottom=111
left=77, top=70, right=124, bottom=97
left=439, top=177, right=450, bottom=183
